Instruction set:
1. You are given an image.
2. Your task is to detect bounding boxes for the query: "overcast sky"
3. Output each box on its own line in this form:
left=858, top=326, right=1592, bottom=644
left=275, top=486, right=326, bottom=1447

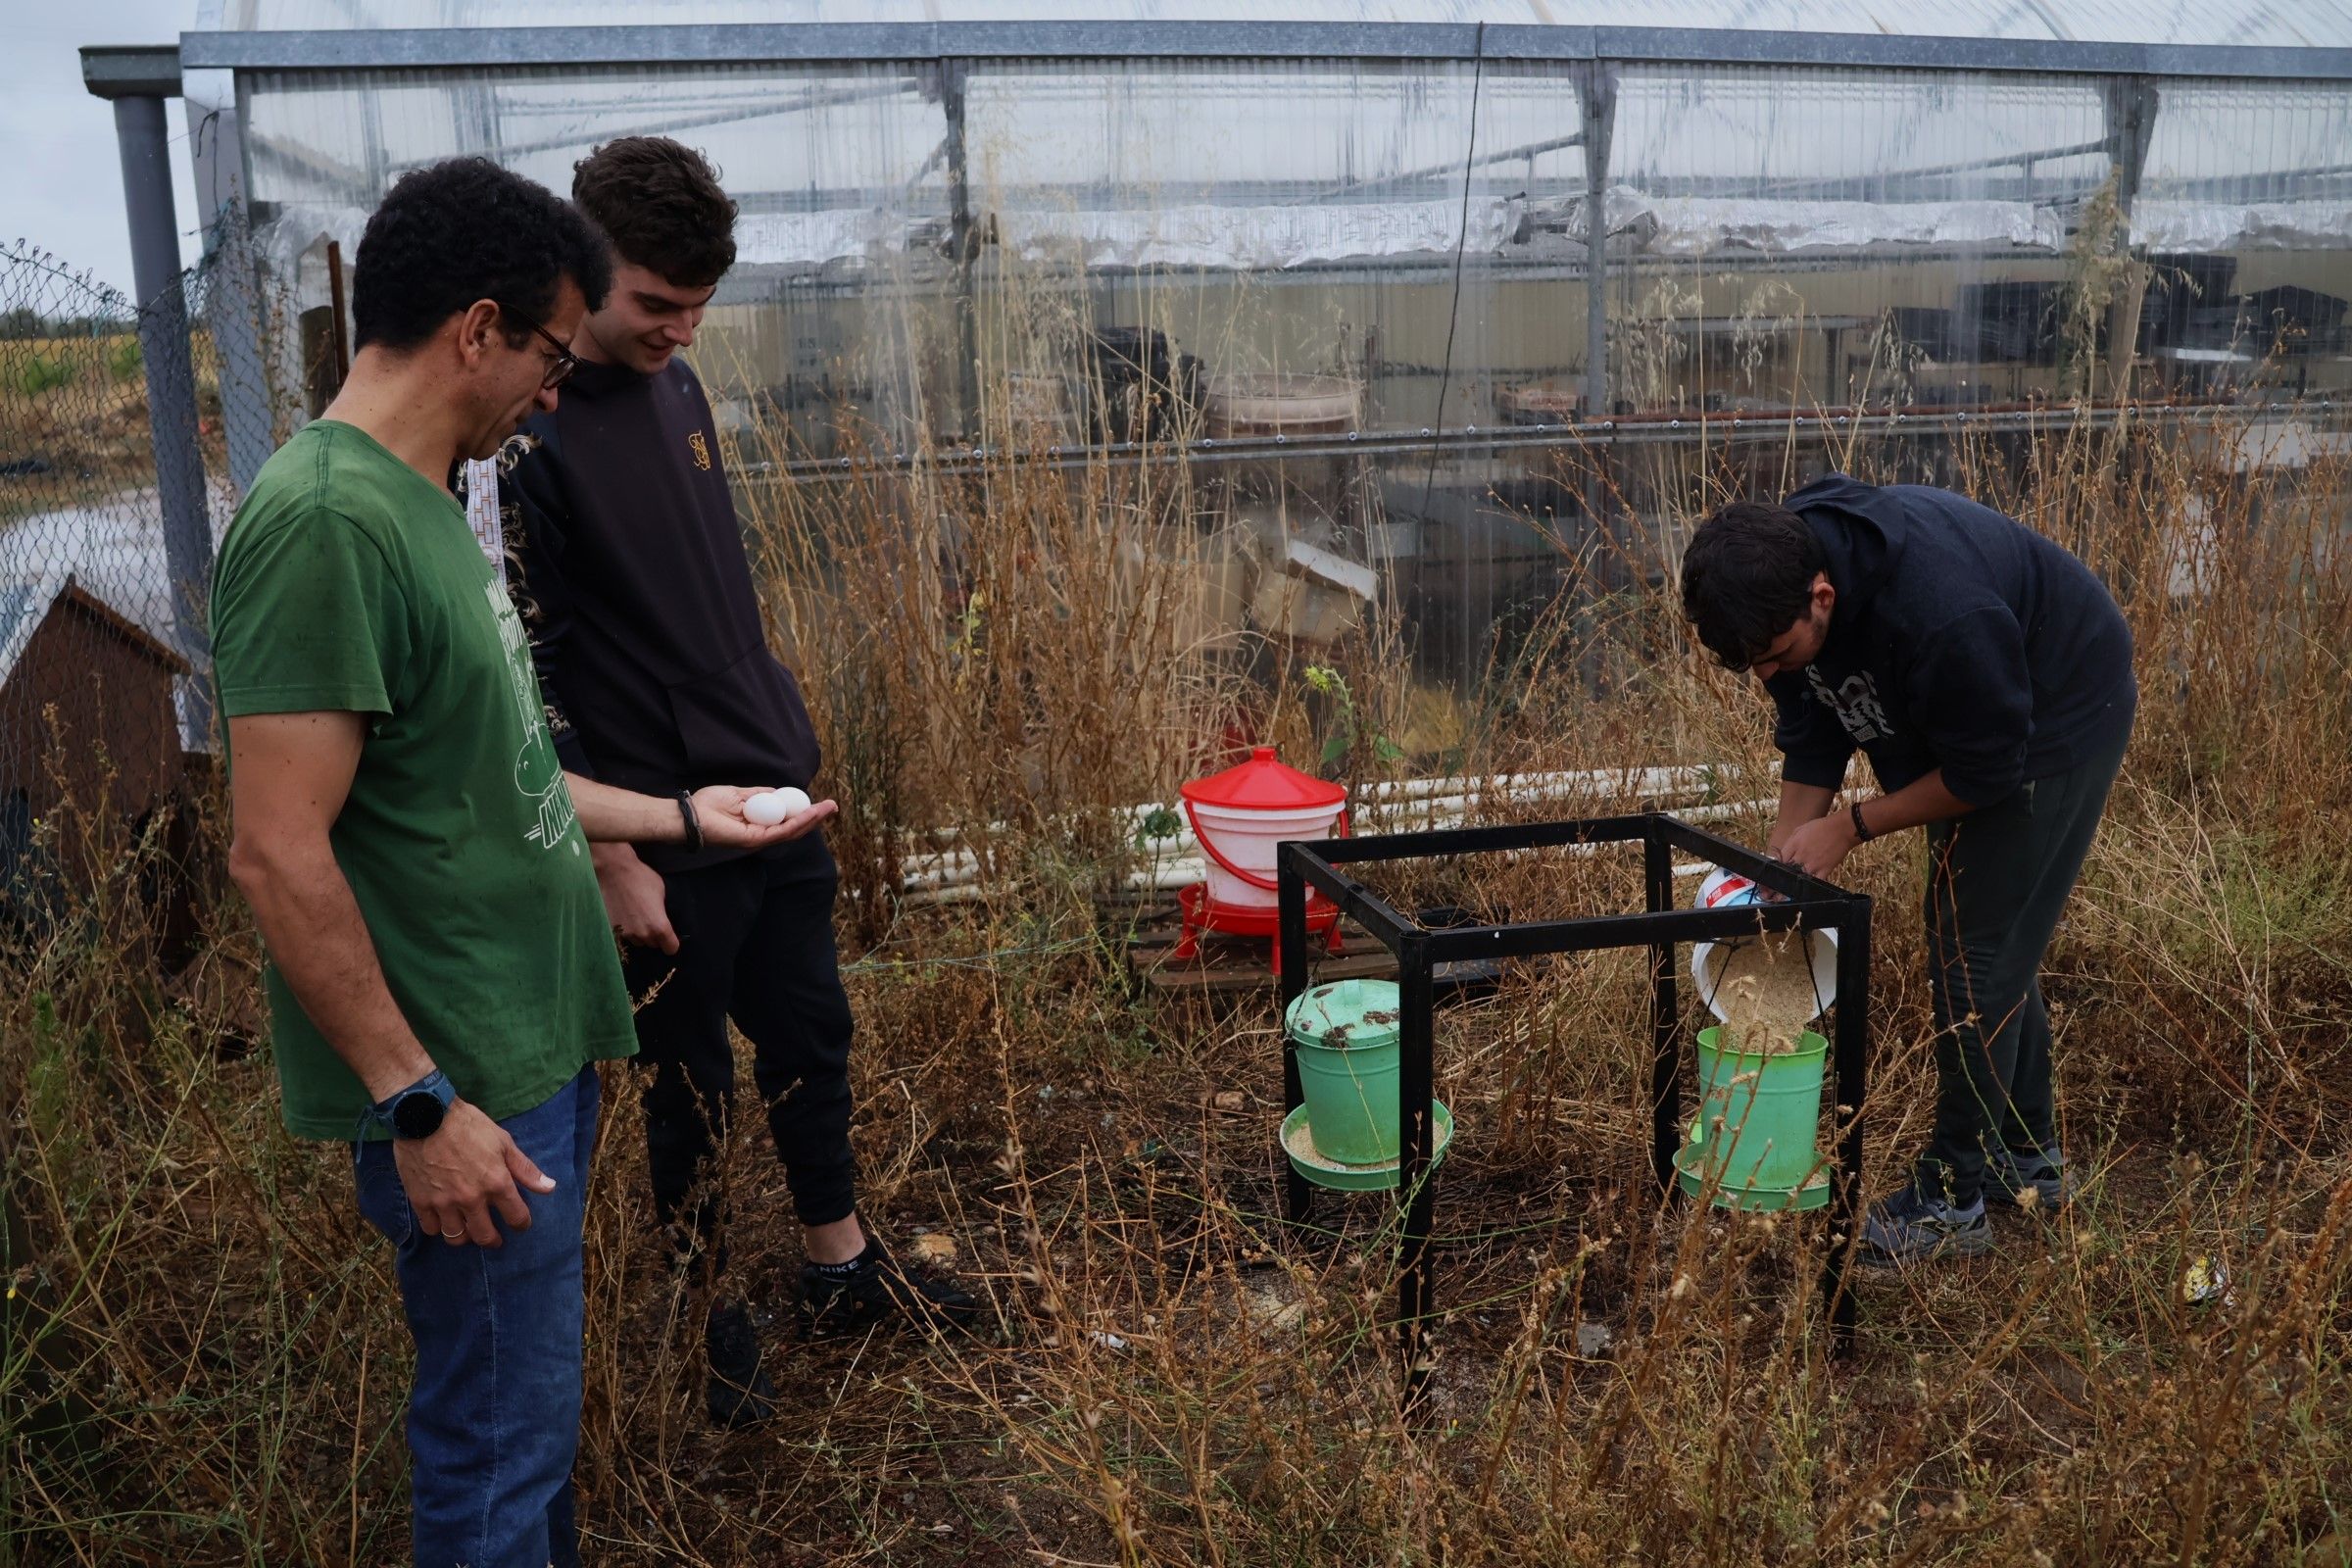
left=7, top=0, right=203, bottom=302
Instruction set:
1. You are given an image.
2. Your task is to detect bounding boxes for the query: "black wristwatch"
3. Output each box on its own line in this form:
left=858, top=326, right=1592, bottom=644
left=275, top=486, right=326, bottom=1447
left=673, top=789, right=704, bottom=854
left=369, top=1068, right=457, bottom=1141
left=1850, top=799, right=1876, bottom=844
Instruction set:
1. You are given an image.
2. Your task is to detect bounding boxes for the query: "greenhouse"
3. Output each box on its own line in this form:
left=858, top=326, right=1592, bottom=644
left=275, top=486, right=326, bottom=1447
left=20, top=10, right=2352, bottom=1559
left=158, top=3, right=2352, bottom=694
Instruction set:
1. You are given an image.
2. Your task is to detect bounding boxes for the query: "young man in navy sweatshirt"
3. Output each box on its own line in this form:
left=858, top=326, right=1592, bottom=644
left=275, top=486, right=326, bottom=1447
left=494, top=137, right=974, bottom=1427
left=1680, top=475, right=2136, bottom=1265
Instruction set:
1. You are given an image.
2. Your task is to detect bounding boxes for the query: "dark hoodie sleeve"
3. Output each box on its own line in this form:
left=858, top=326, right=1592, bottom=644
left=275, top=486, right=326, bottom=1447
left=1764, top=670, right=1855, bottom=789
left=1906, top=604, right=2034, bottom=805
left=500, top=449, right=597, bottom=778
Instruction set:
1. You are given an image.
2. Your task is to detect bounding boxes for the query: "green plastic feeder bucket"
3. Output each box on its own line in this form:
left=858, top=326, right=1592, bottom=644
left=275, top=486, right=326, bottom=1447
left=1685, top=1025, right=1830, bottom=1206
left=1285, top=978, right=1403, bottom=1166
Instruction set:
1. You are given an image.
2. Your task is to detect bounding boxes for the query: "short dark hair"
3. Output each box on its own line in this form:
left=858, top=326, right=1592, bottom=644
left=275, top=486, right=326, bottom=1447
left=350, top=157, right=612, bottom=353
left=1679, top=501, right=1829, bottom=670
left=571, top=137, right=738, bottom=289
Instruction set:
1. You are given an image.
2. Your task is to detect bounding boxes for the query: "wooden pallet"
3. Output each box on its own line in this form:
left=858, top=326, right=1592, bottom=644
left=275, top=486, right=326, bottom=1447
left=1104, top=892, right=1500, bottom=999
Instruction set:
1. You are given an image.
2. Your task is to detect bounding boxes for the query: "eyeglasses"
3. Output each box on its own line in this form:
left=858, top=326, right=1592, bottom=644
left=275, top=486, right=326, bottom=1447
left=501, top=304, right=579, bottom=390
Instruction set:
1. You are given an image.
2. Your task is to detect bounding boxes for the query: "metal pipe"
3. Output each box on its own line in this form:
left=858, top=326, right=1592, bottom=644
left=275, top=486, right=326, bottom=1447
left=110, top=91, right=217, bottom=738
left=736, top=396, right=2327, bottom=483
left=1309, top=128, right=1586, bottom=203
left=180, top=24, right=2352, bottom=82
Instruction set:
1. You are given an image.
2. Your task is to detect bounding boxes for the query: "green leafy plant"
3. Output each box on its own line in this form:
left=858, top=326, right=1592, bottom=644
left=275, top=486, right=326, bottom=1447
left=1134, top=805, right=1182, bottom=846
left=1303, top=663, right=1402, bottom=773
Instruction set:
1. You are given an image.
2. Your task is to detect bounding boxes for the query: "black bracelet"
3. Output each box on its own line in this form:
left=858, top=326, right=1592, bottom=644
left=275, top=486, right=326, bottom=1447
left=1850, top=798, right=1875, bottom=844
left=673, top=790, right=704, bottom=854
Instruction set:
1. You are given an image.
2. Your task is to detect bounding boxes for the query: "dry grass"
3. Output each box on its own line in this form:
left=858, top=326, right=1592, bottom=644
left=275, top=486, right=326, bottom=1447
left=3, top=391, right=2350, bottom=1566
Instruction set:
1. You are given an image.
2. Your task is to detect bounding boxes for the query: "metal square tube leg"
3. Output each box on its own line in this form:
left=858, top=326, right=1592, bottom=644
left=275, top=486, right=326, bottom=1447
left=1645, top=826, right=1681, bottom=1199
left=1396, top=938, right=1437, bottom=1408
left=1824, top=899, right=1873, bottom=1352
left=1278, top=848, right=1313, bottom=1224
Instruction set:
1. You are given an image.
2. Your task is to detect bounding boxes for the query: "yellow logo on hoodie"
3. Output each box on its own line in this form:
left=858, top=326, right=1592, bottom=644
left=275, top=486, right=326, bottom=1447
left=687, top=430, right=711, bottom=471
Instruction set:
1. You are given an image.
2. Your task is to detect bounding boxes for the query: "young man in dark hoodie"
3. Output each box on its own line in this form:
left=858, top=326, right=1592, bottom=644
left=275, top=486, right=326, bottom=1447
left=1679, top=475, right=2135, bottom=1265
left=494, top=137, right=975, bottom=1427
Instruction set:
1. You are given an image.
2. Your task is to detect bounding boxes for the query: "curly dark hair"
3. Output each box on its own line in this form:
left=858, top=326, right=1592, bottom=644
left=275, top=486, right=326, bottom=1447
left=570, top=137, right=738, bottom=289
left=350, top=157, right=612, bottom=353
left=1679, top=500, right=1830, bottom=670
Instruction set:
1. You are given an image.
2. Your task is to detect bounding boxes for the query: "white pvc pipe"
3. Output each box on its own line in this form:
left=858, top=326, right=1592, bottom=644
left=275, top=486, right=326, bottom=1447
left=912, top=762, right=1770, bottom=848
left=894, top=791, right=1775, bottom=898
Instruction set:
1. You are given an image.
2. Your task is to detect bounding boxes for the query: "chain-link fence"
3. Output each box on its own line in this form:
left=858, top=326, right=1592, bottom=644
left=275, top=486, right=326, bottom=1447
left=0, top=238, right=268, bottom=887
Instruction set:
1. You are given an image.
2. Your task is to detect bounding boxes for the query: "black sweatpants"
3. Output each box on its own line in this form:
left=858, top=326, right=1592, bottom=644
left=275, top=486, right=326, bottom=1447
left=623, top=836, right=858, bottom=1268
left=1916, top=714, right=2132, bottom=1205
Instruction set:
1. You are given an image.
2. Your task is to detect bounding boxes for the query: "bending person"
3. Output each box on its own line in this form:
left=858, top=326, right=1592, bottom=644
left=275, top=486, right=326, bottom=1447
left=1679, top=474, right=2134, bottom=1266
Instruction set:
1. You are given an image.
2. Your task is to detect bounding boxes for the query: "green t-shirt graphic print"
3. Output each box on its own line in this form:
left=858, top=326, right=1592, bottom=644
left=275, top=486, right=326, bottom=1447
left=212, top=420, right=636, bottom=1141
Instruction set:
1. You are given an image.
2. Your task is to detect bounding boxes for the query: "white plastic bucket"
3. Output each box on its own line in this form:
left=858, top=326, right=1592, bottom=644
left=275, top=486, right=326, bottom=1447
left=1690, top=866, right=1839, bottom=1024
left=1186, top=800, right=1347, bottom=909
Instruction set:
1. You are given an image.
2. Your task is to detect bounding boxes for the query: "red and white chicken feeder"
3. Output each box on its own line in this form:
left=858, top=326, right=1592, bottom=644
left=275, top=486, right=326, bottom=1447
left=1172, top=747, right=1349, bottom=974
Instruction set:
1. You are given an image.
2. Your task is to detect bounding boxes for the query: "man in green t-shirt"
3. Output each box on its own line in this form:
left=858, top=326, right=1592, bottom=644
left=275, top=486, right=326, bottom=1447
left=211, top=159, right=833, bottom=1568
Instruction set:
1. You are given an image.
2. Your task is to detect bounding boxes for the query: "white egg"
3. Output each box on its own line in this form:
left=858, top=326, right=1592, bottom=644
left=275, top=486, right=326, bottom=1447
left=744, top=787, right=812, bottom=826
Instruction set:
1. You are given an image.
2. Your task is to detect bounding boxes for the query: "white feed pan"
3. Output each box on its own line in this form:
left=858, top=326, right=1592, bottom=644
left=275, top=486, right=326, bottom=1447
left=1690, top=927, right=1839, bottom=1026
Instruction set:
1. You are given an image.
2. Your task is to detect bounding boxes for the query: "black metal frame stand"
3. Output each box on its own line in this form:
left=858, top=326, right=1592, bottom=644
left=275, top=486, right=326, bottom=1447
left=1276, top=812, right=1874, bottom=1398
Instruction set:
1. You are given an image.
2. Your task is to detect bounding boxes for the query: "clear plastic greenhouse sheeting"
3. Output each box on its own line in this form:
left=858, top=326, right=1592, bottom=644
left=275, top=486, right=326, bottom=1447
left=198, top=0, right=2352, bottom=48
left=236, top=61, right=2352, bottom=274
left=180, top=3, right=2352, bottom=722
left=227, top=52, right=2352, bottom=457
left=238, top=64, right=947, bottom=215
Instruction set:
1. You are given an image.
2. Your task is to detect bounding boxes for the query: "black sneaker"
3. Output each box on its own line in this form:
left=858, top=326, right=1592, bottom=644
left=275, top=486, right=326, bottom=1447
left=1858, top=1181, right=1993, bottom=1268
left=1986, top=1145, right=2072, bottom=1212
left=704, top=1301, right=777, bottom=1429
left=798, top=1243, right=979, bottom=1338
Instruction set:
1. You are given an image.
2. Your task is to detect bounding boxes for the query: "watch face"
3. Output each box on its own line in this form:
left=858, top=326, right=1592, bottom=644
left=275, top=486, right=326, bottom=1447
left=391, top=1091, right=447, bottom=1141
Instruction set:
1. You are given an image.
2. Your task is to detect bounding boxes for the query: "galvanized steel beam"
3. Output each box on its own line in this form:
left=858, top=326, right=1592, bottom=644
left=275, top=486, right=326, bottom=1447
left=81, top=54, right=217, bottom=736
left=180, top=24, right=2352, bottom=82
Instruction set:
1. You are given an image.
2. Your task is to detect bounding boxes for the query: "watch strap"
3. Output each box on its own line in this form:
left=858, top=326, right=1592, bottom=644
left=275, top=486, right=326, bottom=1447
left=1850, top=799, right=1875, bottom=844
left=366, top=1067, right=456, bottom=1139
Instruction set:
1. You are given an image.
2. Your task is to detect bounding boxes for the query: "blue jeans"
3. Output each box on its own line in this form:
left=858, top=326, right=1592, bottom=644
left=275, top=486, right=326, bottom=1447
left=353, top=1065, right=600, bottom=1568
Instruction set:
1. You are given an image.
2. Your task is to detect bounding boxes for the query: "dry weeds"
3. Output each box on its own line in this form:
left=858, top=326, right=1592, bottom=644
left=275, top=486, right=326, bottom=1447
left=3, top=391, right=2349, bottom=1566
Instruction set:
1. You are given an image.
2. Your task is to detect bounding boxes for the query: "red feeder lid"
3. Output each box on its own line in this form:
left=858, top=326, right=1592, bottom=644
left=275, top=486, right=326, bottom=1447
left=1179, top=747, right=1347, bottom=810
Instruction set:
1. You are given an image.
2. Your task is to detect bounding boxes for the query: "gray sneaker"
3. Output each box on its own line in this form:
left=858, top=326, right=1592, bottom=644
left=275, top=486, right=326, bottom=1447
left=1986, top=1146, right=2071, bottom=1212
left=1858, top=1182, right=1993, bottom=1268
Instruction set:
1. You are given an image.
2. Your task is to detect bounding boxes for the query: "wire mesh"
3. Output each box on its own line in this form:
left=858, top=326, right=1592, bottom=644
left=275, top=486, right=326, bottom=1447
left=0, top=231, right=285, bottom=887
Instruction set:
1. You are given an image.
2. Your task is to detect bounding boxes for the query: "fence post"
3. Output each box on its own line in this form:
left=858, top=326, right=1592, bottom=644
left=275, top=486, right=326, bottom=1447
left=1579, top=62, right=1617, bottom=427
left=82, top=46, right=214, bottom=740
left=186, top=61, right=279, bottom=497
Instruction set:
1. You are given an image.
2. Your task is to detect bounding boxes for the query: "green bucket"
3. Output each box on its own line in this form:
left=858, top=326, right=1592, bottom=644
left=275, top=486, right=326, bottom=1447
left=1285, top=978, right=1403, bottom=1166
left=1688, top=1025, right=1830, bottom=1200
